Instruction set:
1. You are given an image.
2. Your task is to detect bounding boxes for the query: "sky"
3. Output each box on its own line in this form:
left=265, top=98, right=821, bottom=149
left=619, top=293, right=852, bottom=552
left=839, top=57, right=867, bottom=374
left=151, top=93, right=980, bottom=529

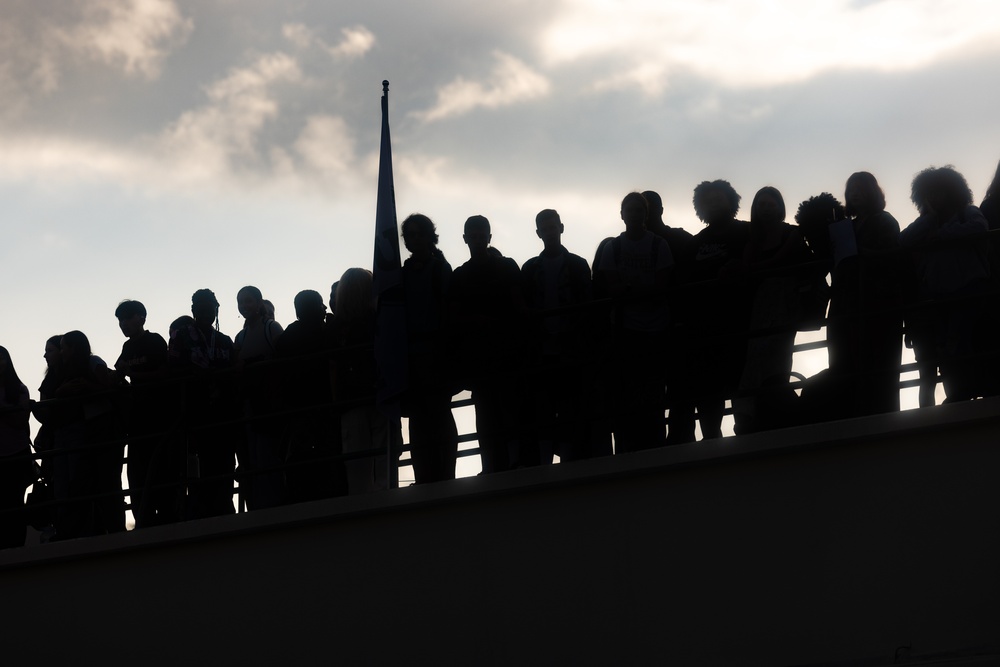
left=3, top=0, right=999, bottom=473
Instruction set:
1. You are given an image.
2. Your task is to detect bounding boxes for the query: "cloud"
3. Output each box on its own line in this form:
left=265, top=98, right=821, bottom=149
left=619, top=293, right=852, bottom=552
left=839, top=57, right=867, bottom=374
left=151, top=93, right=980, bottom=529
left=327, top=26, right=376, bottom=59
left=0, top=0, right=190, bottom=122
left=282, top=23, right=375, bottom=60
left=413, top=51, right=551, bottom=122
left=158, top=52, right=304, bottom=182
left=541, top=0, right=1000, bottom=93
left=294, top=115, right=357, bottom=176
left=56, top=0, right=193, bottom=79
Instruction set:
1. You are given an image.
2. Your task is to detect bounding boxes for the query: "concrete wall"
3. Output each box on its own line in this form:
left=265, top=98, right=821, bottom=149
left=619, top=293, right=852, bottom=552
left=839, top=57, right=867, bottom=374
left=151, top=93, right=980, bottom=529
left=3, top=400, right=1000, bottom=665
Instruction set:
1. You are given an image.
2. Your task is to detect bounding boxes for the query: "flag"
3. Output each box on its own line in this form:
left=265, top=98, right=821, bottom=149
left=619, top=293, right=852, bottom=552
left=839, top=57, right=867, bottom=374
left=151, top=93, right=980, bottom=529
left=373, top=80, right=407, bottom=418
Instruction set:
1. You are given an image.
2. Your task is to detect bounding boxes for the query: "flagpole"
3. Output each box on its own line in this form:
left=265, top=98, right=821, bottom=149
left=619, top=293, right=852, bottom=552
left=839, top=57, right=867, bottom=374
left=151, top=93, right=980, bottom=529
left=373, top=79, right=406, bottom=490
left=382, top=79, right=392, bottom=491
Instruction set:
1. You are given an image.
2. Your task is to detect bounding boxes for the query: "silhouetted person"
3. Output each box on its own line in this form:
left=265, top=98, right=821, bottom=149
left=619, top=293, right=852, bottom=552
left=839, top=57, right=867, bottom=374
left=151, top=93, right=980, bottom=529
left=30, top=335, right=63, bottom=532
left=112, top=299, right=172, bottom=528
left=791, top=194, right=849, bottom=423
left=400, top=214, right=459, bottom=484
left=449, top=215, right=526, bottom=473
left=730, top=187, right=812, bottom=433
left=0, top=346, right=34, bottom=549
left=682, top=179, right=750, bottom=439
left=827, top=172, right=902, bottom=417
left=46, top=331, right=123, bottom=540
left=595, top=193, right=672, bottom=452
left=521, top=209, right=593, bottom=462
left=792, top=193, right=840, bottom=331
left=234, top=285, right=285, bottom=510
left=168, top=289, right=237, bottom=519
left=643, top=190, right=697, bottom=445
left=330, top=268, right=401, bottom=493
left=276, top=289, right=342, bottom=502
left=901, top=166, right=991, bottom=402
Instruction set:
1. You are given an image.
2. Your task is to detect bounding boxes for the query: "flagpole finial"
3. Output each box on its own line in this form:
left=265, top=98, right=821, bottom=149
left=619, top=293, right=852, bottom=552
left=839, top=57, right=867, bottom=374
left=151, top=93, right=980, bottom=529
left=382, top=80, right=389, bottom=94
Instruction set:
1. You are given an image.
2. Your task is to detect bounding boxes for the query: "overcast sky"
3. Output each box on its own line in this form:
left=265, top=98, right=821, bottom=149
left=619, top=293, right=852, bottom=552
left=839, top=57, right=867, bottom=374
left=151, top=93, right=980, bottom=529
left=3, top=0, right=999, bottom=453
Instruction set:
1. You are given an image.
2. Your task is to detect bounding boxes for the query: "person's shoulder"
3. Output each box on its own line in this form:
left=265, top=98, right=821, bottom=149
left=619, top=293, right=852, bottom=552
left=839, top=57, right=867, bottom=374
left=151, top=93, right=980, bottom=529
left=666, top=225, right=694, bottom=240
left=486, top=253, right=519, bottom=277
left=144, top=331, right=168, bottom=349
left=900, top=214, right=930, bottom=240
left=730, top=218, right=751, bottom=235
left=595, top=235, right=622, bottom=269
left=874, top=210, right=900, bottom=229
left=566, top=250, right=590, bottom=269
left=437, top=256, right=454, bottom=274
left=691, top=225, right=713, bottom=242
left=782, top=221, right=805, bottom=240
left=963, top=204, right=987, bottom=221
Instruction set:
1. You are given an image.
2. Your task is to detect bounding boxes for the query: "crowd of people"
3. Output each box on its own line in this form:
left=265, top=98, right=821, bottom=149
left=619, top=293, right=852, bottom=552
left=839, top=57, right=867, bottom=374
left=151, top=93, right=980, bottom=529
left=2, top=160, right=1000, bottom=550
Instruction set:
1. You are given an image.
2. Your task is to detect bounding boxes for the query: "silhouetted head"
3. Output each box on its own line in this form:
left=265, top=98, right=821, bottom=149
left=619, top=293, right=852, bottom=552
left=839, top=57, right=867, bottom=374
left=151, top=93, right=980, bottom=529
left=620, top=192, right=649, bottom=231
left=44, top=335, right=62, bottom=371
left=693, top=180, right=741, bottom=225
left=329, top=281, right=339, bottom=316
left=169, top=316, right=195, bottom=338
left=237, top=285, right=265, bottom=324
left=191, top=289, right=220, bottom=329
left=402, top=213, right=440, bottom=260
left=794, top=193, right=845, bottom=259
left=910, top=166, right=973, bottom=219
left=535, top=209, right=564, bottom=252
left=463, top=215, right=492, bottom=258
left=60, top=330, right=92, bottom=379
left=335, top=268, right=374, bottom=322
left=115, top=299, right=147, bottom=339
left=641, top=190, right=664, bottom=223
left=844, top=171, right=886, bottom=218
left=294, top=289, right=327, bottom=322
left=750, top=186, right=786, bottom=226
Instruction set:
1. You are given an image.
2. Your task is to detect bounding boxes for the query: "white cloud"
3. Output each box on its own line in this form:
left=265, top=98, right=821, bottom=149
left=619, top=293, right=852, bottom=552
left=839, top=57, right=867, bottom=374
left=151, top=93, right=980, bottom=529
left=282, top=23, right=316, bottom=49
left=158, top=52, right=303, bottom=182
left=56, top=0, right=192, bottom=79
left=326, top=26, right=376, bottom=59
left=542, top=0, right=1000, bottom=92
left=282, top=23, right=375, bottom=60
left=414, top=51, right=551, bottom=122
left=294, top=115, right=357, bottom=176
left=0, top=0, right=190, bottom=121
